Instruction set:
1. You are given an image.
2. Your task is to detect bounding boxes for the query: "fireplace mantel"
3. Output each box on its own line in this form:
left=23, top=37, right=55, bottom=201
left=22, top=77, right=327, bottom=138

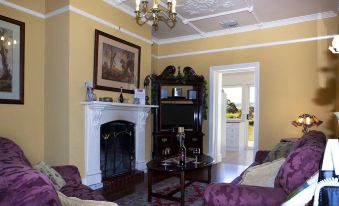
left=81, top=101, right=157, bottom=189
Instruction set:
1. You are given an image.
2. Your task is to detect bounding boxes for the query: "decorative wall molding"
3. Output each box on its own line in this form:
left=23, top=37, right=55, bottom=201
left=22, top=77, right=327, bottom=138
left=1, top=0, right=337, bottom=49
left=0, top=0, right=45, bottom=18
left=153, top=11, right=338, bottom=45
left=0, top=0, right=153, bottom=45
left=153, top=35, right=338, bottom=59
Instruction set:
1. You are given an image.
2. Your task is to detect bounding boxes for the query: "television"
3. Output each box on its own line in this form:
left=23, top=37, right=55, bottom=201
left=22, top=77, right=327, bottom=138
left=161, top=104, right=195, bottom=130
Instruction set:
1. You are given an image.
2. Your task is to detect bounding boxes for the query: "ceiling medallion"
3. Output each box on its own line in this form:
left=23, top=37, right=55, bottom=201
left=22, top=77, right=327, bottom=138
left=183, top=0, right=217, bottom=15
left=135, top=0, right=177, bottom=31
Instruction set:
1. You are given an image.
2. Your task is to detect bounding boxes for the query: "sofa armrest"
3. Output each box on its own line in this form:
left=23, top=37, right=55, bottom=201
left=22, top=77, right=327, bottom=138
left=254, top=150, right=270, bottom=163
left=52, top=165, right=82, bottom=186
left=204, top=183, right=286, bottom=206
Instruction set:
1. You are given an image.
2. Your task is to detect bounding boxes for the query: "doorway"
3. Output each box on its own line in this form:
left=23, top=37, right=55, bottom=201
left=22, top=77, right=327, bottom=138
left=208, top=62, right=260, bottom=164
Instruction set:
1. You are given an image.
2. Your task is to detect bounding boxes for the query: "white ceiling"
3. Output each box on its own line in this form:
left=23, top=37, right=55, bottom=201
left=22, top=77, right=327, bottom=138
left=107, top=0, right=338, bottom=41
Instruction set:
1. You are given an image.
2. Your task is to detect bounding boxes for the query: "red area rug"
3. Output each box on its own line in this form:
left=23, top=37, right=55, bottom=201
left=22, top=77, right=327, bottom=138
left=115, top=177, right=207, bottom=206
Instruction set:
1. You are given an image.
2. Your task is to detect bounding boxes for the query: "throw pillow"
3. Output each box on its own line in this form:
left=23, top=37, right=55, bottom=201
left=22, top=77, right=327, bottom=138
left=263, top=142, right=294, bottom=162
left=34, top=161, right=66, bottom=191
left=274, top=145, right=324, bottom=194
left=240, top=158, right=286, bottom=187
left=57, top=191, right=118, bottom=206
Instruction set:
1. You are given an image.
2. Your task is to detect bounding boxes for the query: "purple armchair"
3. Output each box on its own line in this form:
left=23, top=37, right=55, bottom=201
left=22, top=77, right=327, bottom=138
left=204, top=131, right=326, bottom=206
left=0, top=137, right=105, bottom=206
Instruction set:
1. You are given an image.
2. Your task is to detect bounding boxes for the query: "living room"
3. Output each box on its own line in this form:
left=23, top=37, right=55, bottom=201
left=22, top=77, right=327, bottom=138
left=0, top=0, right=338, bottom=205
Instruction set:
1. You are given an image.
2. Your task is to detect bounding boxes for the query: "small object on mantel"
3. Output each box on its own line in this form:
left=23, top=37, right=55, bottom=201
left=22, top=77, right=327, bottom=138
left=85, top=81, right=97, bottom=102
left=118, top=87, right=124, bottom=103
left=99, top=97, right=113, bottom=102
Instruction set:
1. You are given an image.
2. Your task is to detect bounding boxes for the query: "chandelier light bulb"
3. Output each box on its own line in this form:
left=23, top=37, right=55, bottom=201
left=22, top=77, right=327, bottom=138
left=13, top=40, right=17, bottom=44
left=0, top=36, right=4, bottom=41
left=7, top=41, right=11, bottom=46
left=136, top=0, right=140, bottom=11
left=329, top=35, right=339, bottom=54
left=172, top=0, right=176, bottom=13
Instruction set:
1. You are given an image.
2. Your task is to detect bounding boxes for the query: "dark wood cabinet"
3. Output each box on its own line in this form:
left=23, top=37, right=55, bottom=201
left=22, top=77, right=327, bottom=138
left=146, top=66, right=206, bottom=160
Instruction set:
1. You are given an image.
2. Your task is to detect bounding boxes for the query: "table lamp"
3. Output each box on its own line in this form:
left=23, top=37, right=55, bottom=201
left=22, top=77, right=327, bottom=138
left=291, top=114, right=323, bottom=134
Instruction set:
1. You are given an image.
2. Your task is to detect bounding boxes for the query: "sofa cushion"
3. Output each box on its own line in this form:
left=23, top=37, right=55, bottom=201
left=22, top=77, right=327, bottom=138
left=60, top=184, right=106, bottom=201
left=292, top=130, right=326, bottom=151
left=240, top=158, right=285, bottom=187
left=34, top=161, right=66, bottom=191
left=263, top=142, right=294, bottom=162
left=0, top=137, right=31, bottom=167
left=204, top=183, right=287, bottom=206
left=58, top=191, right=117, bottom=206
left=274, top=145, right=324, bottom=194
left=0, top=163, right=61, bottom=206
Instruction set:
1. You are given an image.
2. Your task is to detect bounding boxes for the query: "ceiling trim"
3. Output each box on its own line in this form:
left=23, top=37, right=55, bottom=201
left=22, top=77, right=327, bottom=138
left=0, top=0, right=153, bottom=45
left=68, top=6, right=153, bottom=44
left=153, top=35, right=337, bottom=59
left=153, top=11, right=337, bottom=45
left=0, top=0, right=45, bottom=18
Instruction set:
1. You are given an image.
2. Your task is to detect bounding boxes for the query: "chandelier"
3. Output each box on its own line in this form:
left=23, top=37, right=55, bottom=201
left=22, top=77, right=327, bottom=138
left=135, top=0, right=177, bottom=31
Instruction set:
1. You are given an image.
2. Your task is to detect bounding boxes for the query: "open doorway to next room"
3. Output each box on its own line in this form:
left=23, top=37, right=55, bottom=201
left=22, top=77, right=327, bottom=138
left=222, top=71, right=255, bottom=166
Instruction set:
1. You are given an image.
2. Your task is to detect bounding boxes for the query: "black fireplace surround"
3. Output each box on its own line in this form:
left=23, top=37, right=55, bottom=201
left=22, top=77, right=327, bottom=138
left=100, top=120, right=135, bottom=179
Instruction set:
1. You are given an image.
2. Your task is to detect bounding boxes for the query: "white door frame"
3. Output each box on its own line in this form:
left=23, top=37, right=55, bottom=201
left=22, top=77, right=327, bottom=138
left=208, top=62, right=260, bottom=163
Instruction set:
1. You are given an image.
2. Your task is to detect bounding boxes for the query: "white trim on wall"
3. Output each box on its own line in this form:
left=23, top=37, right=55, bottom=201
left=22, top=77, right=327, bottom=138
left=153, top=35, right=338, bottom=59
left=1, top=0, right=337, bottom=49
left=153, top=11, right=337, bottom=45
left=0, top=0, right=153, bottom=45
left=209, top=62, right=260, bottom=163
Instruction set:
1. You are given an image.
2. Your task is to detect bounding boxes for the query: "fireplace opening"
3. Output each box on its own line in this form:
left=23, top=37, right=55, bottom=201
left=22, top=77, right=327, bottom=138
left=100, top=120, right=135, bottom=179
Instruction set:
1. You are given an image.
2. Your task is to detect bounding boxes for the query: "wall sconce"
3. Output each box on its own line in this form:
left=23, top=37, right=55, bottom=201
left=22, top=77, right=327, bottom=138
left=291, top=114, right=323, bottom=134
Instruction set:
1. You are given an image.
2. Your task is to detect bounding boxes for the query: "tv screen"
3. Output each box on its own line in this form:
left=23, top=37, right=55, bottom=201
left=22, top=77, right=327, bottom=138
left=161, top=104, right=195, bottom=129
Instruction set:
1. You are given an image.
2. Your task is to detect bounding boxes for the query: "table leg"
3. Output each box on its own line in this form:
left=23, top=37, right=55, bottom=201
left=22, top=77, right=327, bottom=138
left=180, top=171, right=185, bottom=206
left=207, top=165, right=211, bottom=183
left=148, top=169, right=152, bottom=202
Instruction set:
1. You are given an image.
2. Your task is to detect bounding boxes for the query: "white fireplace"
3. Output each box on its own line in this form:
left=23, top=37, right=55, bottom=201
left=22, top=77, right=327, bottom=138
left=81, top=101, right=157, bottom=189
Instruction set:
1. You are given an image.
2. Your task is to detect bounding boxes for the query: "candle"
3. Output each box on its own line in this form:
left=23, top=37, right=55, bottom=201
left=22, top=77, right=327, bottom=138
left=153, top=0, right=159, bottom=9
left=136, top=0, right=140, bottom=11
left=178, top=127, right=184, bottom=133
left=172, top=0, right=176, bottom=13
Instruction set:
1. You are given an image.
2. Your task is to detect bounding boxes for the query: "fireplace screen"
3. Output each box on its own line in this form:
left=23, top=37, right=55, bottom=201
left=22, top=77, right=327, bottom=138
left=100, top=120, right=135, bottom=179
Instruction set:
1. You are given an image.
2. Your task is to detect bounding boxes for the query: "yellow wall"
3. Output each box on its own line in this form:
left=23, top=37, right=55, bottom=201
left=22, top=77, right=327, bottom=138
left=0, top=5, right=45, bottom=164
left=154, top=17, right=339, bottom=151
left=44, top=12, right=70, bottom=166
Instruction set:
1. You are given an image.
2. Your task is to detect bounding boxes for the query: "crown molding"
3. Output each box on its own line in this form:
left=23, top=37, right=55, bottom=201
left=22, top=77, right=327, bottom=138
left=153, top=11, right=337, bottom=45
left=0, top=0, right=153, bottom=45
left=0, top=0, right=45, bottom=18
left=154, top=35, right=337, bottom=59
left=68, top=6, right=153, bottom=44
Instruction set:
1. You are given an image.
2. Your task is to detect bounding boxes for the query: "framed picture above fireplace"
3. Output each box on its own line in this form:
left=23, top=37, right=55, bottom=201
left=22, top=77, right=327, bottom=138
left=93, top=29, right=141, bottom=94
left=0, top=15, right=25, bottom=104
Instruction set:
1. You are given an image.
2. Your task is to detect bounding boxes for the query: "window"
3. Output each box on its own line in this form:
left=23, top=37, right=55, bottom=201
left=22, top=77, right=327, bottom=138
left=223, top=87, right=242, bottom=119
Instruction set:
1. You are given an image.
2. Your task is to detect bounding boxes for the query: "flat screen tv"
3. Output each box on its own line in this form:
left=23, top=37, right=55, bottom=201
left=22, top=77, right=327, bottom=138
left=161, top=104, right=195, bottom=130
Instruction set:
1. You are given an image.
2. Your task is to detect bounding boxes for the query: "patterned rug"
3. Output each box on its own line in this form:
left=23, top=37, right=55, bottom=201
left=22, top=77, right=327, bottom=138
left=115, top=177, right=207, bottom=206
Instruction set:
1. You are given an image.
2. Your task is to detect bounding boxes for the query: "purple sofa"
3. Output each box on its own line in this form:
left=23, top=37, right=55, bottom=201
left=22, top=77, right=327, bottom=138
left=204, top=130, right=326, bottom=206
left=0, top=137, right=105, bottom=206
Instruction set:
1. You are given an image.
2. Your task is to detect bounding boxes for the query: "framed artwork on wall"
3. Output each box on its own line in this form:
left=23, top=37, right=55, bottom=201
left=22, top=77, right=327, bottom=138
left=0, top=15, right=25, bottom=104
left=93, top=29, right=141, bottom=94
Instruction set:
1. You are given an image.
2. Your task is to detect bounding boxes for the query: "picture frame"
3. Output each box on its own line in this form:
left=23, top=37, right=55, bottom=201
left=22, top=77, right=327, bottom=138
left=93, top=29, right=141, bottom=94
left=0, top=15, right=25, bottom=104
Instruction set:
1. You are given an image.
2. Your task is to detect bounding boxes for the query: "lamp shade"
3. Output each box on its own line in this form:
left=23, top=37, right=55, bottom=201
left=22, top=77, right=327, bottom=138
left=292, top=114, right=323, bottom=134
left=334, top=112, right=339, bottom=120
